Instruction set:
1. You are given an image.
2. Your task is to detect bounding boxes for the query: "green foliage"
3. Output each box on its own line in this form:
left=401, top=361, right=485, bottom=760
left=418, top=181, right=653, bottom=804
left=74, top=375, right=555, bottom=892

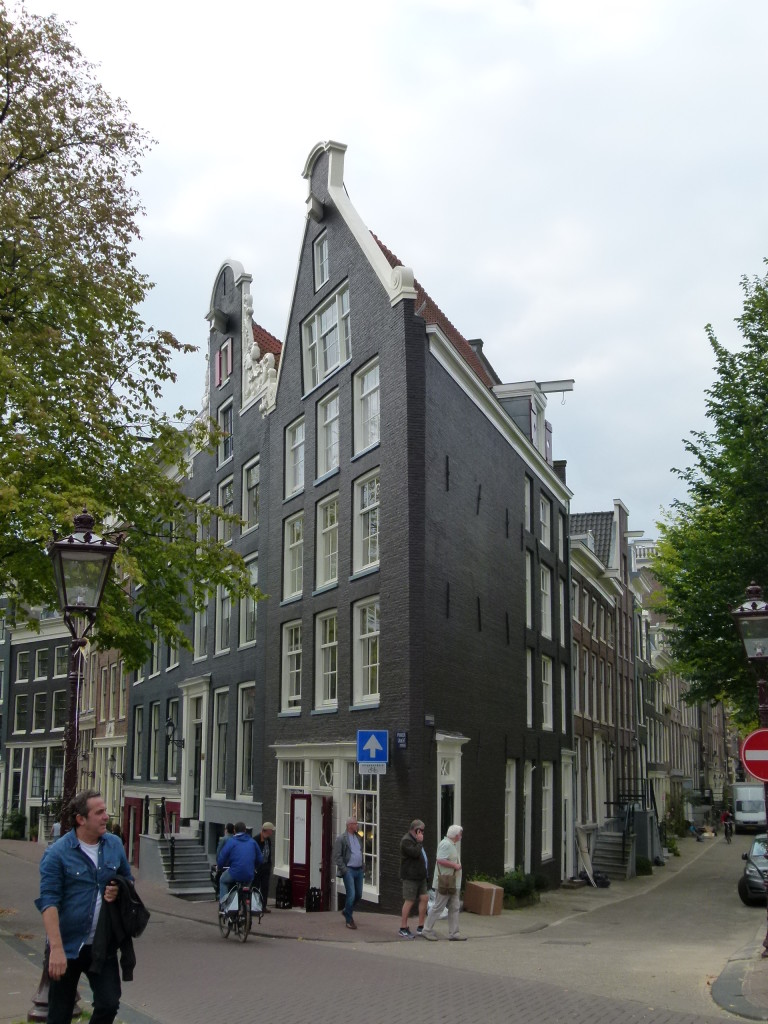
left=2, top=809, right=26, bottom=839
left=665, top=834, right=680, bottom=857
left=653, top=264, right=768, bottom=723
left=635, top=855, right=653, bottom=876
left=0, top=3, right=261, bottom=667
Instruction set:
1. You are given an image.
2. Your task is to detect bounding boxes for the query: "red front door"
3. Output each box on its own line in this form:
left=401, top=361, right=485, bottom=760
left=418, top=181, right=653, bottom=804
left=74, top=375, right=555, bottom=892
left=289, top=793, right=311, bottom=908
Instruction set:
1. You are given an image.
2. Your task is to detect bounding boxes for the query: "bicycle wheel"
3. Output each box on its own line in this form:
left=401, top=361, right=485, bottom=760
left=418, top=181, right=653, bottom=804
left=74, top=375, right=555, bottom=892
left=218, top=907, right=231, bottom=939
left=237, top=897, right=251, bottom=943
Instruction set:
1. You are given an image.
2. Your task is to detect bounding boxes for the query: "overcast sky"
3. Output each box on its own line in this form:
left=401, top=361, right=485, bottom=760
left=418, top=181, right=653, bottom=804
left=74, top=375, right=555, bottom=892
left=24, top=0, right=768, bottom=539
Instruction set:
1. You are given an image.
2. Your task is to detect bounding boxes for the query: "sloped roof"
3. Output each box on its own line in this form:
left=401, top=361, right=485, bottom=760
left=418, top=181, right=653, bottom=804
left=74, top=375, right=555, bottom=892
left=570, top=511, right=614, bottom=567
left=373, top=234, right=496, bottom=389
left=253, top=321, right=282, bottom=366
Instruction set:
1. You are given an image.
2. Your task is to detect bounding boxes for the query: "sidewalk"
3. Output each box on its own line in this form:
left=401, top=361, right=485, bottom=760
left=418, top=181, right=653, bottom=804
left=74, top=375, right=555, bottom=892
left=3, top=838, right=768, bottom=1020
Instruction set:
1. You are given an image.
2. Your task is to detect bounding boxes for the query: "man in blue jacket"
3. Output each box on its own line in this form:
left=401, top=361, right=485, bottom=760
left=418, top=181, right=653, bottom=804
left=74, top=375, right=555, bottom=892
left=217, top=821, right=262, bottom=906
left=35, top=789, right=133, bottom=1024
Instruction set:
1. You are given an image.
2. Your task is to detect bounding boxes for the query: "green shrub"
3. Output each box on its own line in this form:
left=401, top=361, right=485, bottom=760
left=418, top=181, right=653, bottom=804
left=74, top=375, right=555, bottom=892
left=2, top=810, right=26, bottom=840
left=666, top=834, right=680, bottom=857
left=500, top=868, right=536, bottom=899
left=636, top=855, right=653, bottom=876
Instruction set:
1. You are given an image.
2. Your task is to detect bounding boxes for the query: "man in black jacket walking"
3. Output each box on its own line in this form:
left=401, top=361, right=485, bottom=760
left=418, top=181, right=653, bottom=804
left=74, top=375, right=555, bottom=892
left=399, top=819, right=428, bottom=939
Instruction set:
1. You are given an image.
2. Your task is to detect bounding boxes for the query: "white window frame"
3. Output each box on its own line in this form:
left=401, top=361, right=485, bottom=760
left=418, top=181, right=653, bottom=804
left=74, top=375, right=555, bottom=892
left=32, top=691, right=47, bottom=732
left=524, top=476, right=532, bottom=532
left=559, top=578, right=566, bottom=646
left=194, top=602, right=208, bottom=660
left=283, top=512, right=304, bottom=600
left=118, top=661, right=127, bottom=719
left=315, top=609, right=338, bottom=709
left=99, top=667, right=108, bottom=722
left=213, top=688, right=228, bottom=796
left=540, top=566, right=552, bottom=639
left=353, top=358, right=380, bottom=455
left=54, top=646, right=68, bottom=677
left=216, top=584, right=232, bottom=653
left=149, top=701, right=160, bottom=781
left=504, top=760, right=517, bottom=872
left=313, top=232, right=329, bottom=290
left=353, top=596, right=380, bottom=706
left=109, top=663, right=117, bottom=721
left=217, top=400, right=234, bottom=466
left=13, top=693, right=27, bottom=732
left=526, top=649, right=533, bottom=727
left=540, top=496, right=551, bottom=549
left=218, top=477, right=234, bottom=545
left=316, top=494, right=339, bottom=590
left=572, top=641, right=580, bottom=715
left=302, top=285, right=350, bottom=391
left=572, top=581, right=580, bottom=623
left=281, top=621, right=302, bottom=712
left=541, top=761, right=553, bottom=859
left=237, top=684, right=255, bottom=797
left=353, top=469, right=380, bottom=574
left=558, top=512, right=566, bottom=561
left=215, top=338, right=232, bottom=387
left=240, top=556, right=259, bottom=647
left=242, top=457, right=260, bottom=532
left=34, top=649, right=48, bottom=680
left=17, top=651, right=29, bottom=681
left=132, top=706, right=143, bottom=780
left=166, top=698, right=180, bottom=781
left=542, top=655, right=553, bottom=731
left=317, top=389, right=340, bottom=478
left=52, top=690, right=66, bottom=730
left=525, top=552, right=533, bottom=629
left=285, top=417, right=305, bottom=498
left=560, top=664, right=568, bottom=733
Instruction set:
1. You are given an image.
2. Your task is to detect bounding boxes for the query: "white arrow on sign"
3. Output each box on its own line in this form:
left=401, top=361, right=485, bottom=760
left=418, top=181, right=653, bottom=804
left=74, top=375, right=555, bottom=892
left=363, top=735, right=383, bottom=759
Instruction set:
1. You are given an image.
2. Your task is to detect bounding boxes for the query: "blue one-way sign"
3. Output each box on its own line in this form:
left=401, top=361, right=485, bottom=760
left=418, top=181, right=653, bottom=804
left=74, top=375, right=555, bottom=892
left=357, top=729, right=388, bottom=763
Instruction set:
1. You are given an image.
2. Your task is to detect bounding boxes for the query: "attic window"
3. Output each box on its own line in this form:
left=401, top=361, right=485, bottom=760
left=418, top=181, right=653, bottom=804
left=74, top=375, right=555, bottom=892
left=215, top=339, right=232, bottom=387
left=314, top=233, right=329, bottom=290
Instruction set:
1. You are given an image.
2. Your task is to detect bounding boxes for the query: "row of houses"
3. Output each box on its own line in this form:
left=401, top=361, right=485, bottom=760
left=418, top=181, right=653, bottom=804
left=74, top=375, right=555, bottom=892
left=0, top=142, right=730, bottom=911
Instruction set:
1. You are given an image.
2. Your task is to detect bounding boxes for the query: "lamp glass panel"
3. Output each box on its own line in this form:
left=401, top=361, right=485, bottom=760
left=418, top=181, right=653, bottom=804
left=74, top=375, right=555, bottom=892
left=738, top=616, right=768, bottom=660
left=60, top=549, right=111, bottom=611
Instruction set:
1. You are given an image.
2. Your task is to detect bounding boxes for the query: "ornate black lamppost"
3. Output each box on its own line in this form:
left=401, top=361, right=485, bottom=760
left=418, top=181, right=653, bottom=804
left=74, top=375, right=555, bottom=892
left=731, top=582, right=768, bottom=958
left=29, top=510, right=118, bottom=1022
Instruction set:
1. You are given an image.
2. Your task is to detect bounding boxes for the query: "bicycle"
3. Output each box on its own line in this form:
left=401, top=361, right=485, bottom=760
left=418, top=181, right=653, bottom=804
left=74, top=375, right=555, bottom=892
left=218, top=880, right=252, bottom=942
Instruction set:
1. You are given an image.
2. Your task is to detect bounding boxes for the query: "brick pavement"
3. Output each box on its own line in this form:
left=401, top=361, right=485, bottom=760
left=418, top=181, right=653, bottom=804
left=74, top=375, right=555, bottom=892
left=3, top=838, right=768, bottom=1022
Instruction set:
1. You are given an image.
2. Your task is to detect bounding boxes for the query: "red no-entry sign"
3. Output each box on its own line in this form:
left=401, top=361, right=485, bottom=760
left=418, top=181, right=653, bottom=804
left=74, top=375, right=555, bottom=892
left=741, top=728, right=768, bottom=783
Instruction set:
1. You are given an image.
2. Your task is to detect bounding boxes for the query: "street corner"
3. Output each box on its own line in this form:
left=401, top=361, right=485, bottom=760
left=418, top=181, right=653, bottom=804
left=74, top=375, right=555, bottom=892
left=711, top=942, right=768, bottom=1021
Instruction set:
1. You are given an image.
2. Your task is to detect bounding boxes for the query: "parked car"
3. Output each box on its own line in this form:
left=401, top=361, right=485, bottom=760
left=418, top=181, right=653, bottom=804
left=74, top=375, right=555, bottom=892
left=739, top=834, right=768, bottom=905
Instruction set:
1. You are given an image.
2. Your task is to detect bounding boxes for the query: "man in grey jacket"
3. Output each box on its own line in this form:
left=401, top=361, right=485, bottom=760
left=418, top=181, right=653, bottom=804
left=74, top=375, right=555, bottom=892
left=332, top=816, right=364, bottom=929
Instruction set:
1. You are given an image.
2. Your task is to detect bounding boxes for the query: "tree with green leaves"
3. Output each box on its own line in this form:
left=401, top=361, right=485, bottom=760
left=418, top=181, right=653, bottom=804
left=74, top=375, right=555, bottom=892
left=653, top=264, right=768, bottom=724
left=0, top=2, right=259, bottom=666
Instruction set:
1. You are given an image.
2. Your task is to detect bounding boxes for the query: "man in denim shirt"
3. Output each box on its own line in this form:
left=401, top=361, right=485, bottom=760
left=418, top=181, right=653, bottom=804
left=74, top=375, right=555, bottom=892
left=36, top=790, right=133, bottom=1024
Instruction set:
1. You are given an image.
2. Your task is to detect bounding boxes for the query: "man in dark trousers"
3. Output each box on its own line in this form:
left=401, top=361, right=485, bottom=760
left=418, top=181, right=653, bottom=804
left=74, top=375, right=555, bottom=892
left=36, top=789, right=134, bottom=1024
left=254, top=821, right=274, bottom=912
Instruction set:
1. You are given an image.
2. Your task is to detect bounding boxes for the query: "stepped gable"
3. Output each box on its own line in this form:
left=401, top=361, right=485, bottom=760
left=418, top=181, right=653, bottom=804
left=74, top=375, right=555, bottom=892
left=253, top=321, right=282, bottom=366
left=373, top=234, right=495, bottom=389
left=570, top=511, right=614, bottom=566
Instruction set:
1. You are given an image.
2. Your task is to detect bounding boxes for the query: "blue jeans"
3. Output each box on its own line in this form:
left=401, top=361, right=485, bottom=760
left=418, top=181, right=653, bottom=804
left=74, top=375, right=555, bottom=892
left=48, top=945, right=121, bottom=1024
left=342, top=866, right=364, bottom=921
left=219, top=869, right=239, bottom=903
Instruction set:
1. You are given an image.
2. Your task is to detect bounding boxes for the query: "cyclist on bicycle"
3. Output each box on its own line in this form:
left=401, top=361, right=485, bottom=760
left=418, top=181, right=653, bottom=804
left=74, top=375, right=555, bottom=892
left=217, top=821, right=262, bottom=908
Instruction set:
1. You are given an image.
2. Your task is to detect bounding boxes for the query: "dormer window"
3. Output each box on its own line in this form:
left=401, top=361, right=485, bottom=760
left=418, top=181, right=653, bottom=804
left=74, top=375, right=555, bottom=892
left=214, top=339, right=232, bottom=387
left=314, top=233, right=329, bottom=290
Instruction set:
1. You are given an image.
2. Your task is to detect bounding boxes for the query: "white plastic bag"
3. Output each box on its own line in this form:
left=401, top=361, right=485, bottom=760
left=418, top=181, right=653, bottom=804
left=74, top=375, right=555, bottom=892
left=426, top=889, right=449, bottom=919
left=251, top=890, right=263, bottom=914
left=225, top=888, right=240, bottom=913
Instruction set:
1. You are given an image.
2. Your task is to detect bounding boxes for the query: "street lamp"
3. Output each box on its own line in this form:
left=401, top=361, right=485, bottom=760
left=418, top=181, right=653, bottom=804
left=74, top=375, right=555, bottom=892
left=731, top=581, right=768, bottom=959
left=108, top=753, right=125, bottom=780
left=29, top=510, right=118, bottom=1022
left=48, top=509, right=118, bottom=828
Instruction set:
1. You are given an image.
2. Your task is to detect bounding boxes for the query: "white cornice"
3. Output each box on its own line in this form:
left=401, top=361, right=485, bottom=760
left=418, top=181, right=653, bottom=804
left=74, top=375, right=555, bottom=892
left=427, top=327, right=572, bottom=505
left=302, top=141, right=418, bottom=308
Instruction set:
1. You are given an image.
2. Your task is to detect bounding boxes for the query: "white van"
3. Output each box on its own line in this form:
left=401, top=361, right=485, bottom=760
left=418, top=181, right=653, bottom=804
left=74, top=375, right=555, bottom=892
left=732, top=783, right=767, bottom=833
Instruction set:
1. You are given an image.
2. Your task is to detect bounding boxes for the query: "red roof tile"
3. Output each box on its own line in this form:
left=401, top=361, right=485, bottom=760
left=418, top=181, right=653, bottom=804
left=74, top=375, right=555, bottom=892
left=252, top=322, right=282, bottom=367
left=373, top=234, right=495, bottom=388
